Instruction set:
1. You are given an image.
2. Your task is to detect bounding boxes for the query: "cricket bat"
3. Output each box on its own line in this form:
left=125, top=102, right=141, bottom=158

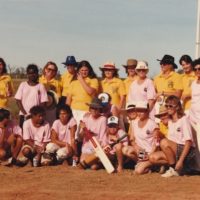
left=83, top=127, right=115, bottom=174
left=109, top=133, right=128, bottom=148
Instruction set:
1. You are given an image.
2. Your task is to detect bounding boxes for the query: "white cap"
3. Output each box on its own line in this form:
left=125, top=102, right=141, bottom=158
left=135, top=61, right=149, bottom=71
left=107, top=116, right=119, bottom=125
left=98, top=93, right=110, bottom=103
left=135, top=101, right=149, bottom=110
left=125, top=101, right=137, bottom=111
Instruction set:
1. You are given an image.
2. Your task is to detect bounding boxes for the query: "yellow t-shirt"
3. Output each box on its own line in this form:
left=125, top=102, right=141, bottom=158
left=154, top=71, right=183, bottom=93
left=60, top=72, right=74, bottom=97
left=100, top=77, right=126, bottom=106
left=123, top=76, right=138, bottom=100
left=68, top=77, right=99, bottom=111
left=39, top=75, right=61, bottom=97
left=159, top=122, right=168, bottom=137
left=181, top=72, right=196, bottom=110
left=0, top=74, right=14, bottom=108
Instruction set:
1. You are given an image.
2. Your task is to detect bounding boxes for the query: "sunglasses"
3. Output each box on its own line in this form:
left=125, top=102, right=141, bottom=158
left=194, top=67, right=200, bottom=72
left=46, top=68, right=56, bottom=72
left=137, top=69, right=147, bottom=72
left=165, top=104, right=177, bottom=109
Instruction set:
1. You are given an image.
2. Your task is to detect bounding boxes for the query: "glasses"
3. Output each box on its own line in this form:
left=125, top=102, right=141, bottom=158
left=137, top=69, right=147, bottom=72
left=165, top=104, right=177, bottom=109
left=46, top=68, right=56, bottom=72
left=194, top=67, right=200, bottom=72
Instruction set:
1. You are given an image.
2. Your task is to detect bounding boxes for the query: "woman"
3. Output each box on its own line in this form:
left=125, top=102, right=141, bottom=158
left=128, top=61, right=156, bottom=119
left=0, top=58, right=13, bottom=108
left=39, top=61, right=61, bottom=97
left=66, top=60, right=99, bottom=137
left=123, top=101, right=158, bottom=174
left=100, top=61, right=125, bottom=110
left=179, top=55, right=196, bottom=113
left=159, top=96, right=195, bottom=177
left=39, top=61, right=61, bottom=125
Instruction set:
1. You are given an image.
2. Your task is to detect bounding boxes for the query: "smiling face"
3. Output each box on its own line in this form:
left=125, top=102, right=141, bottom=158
left=181, top=61, right=192, bottom=74
left=194, top=64, right=200, bottom=79
left=103, top=69, right=115, bottom=79
left=44, top=64, right=57, bottom=79
left=136, top=69, right=148, bottom=79
left=136, top=109, right=149, bottom=121
left=89, top=107, right=101, bottom=118
left=32, top=113, right=45, bottom=127
left=59, top=109, right=71, bottom=124
left=27, top=69, right=39, bottom=83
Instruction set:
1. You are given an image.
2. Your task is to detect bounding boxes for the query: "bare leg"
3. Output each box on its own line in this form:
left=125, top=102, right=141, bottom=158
left=115, top=143, right=123, bottom=172
left=135, top=161, right=152, bottom=175
left=149, top=151, right=168, bottom=165
left=160, top=138, right=177, bottom=165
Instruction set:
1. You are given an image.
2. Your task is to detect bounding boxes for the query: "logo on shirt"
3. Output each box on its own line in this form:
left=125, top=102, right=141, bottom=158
left=176, top=127, right=181, bottom=132
left=144, top=87, right=147, bottom=92
left=146, top=130, right=151, bottom=135
left=168, top=81, right=174, bottom=89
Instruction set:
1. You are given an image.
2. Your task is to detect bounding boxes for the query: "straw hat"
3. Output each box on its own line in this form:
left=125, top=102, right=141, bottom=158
left=46, top=90, right=59, bottom=110
left=122, top=59, right=137, bottom=68
left=135, top=61, right=149, bottom=72
left=99, top=61, right=119, bottom=71
left=155, top=105, right=168, bottom=118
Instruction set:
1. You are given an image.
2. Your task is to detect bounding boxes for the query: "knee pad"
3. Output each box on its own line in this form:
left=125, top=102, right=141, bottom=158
left=56, top=147, right=69, bottom=161
left=45, top=143, right=60, bottom=154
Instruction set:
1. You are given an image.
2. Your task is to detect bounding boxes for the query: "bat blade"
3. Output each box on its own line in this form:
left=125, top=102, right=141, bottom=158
left=90, top=137, right=115, bottom=174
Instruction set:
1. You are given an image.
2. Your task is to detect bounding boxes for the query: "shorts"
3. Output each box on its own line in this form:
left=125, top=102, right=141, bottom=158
left=176, top=144, right=195, bottom=166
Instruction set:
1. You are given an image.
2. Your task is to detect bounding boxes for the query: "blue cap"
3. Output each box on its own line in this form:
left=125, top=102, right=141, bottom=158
left=62, top=56, right=77, bottom=66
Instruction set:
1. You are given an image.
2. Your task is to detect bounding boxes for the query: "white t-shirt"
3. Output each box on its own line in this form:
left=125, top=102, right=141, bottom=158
left=23, top=119, right=51, bottom=147
left=51, top=118, right=77, bottom=144
left=15, top=81, right=48, bottom=115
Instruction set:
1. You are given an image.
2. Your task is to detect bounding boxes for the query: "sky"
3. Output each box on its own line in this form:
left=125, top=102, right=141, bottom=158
left=0, top=0, right=197, bottom=77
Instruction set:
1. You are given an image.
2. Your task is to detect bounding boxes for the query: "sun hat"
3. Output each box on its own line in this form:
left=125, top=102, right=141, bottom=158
left=155, top=105, right=168, bottom=118
left=135, top=101, right=149, bottom=110
left=125, top=101, right=137, bottom=111
left=98, top=93, right=110, bottom=104
left=107, top=116, right=119, bottom=125
left=135, top=61, right=149, bottom=72
left=46, top=90, right=59, bottom=110
left=157, top=54, right=178, bottom=69
left=99, top=61, right=119, bottom=71
left=122, top=59, right=137, bottom=68
left=86, top=98, right=103, bottom=109
left=62, top=56, right=77, bottom=66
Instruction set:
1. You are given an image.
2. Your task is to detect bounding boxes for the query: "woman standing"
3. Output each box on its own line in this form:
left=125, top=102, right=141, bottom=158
left=66, top=60, right=99, bottom=136
left=100, top=62, right=125, bottom=110
left=0, top=58, right=13, bottom=108
left=128, top=61, right=156, bottom=119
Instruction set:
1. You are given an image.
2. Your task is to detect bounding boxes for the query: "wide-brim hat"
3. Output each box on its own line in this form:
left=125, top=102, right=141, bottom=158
left=135, top=61, right=149, bottom=72
left=125, top=101, right=137, bottom=111
left=62, top=56, right=77, bottom=66
left=155, top=105, right=168, bottom=118
left=122, top=59, right=137, bottom=68
left=46, top=90, right=59, bottom=110
left=99, top=61, right=119, bottom=71
left=86, top=98, right=103, bottom=109
left=135, top=101, right=149, bottom=110
left=157, top=54, right=178, bottom=69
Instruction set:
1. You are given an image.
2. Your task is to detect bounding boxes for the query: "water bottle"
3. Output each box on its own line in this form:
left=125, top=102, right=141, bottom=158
left=33, top=156, right=39, bottom=167
left=72, top=158, right=77, bottom=167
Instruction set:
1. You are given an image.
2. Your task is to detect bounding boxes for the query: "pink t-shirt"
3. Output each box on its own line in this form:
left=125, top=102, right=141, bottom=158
left=0, top=120, right=22, bottom=140
left=128, top=78, right=156, bottom=102
left=82, top=113, right=107, bottom=154
left=23, top=119, right=51, bottom=147
left=189, top=80, right=200, bottom=124
left=108, top=129, right=128, bottom=155
left=131, top=118, right=158, bottom=153
left=168, top=116, right=194, bottom=146
left=15, top=82, right=48, bottom=115
left=51, top=118, right=77, bottom=144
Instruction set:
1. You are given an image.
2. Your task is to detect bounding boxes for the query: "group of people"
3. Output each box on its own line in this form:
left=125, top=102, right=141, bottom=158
left=0, top=54, right=200, bottom=178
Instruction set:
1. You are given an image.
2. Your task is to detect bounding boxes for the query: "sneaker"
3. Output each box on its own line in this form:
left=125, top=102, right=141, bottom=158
left=161, top=167, right=179, bottom=178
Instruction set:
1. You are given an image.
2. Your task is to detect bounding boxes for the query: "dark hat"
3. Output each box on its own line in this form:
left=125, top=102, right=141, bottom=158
left=122, top=59, right=137, bottom=68
left=62, top=56, right=77, bottom=66
left=86, top=98, right=103, bottom=109
left=157, top=55, right=178, bottom=69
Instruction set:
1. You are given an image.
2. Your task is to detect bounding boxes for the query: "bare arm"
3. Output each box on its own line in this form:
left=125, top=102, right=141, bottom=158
left=51, top=129, right=66, bottom=147
left=70, top=125, right=78, bottom=155
left=77, top=74, right=96, bottom=96
left=175, top=140, right=192, bottom=171
left=66, top=94, right=72, bottom=106
left=16, top=99, right=27, bottom=115
left=0, top=127, right=6, bottom=148
left=118, top=95, right=126, bottom=110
